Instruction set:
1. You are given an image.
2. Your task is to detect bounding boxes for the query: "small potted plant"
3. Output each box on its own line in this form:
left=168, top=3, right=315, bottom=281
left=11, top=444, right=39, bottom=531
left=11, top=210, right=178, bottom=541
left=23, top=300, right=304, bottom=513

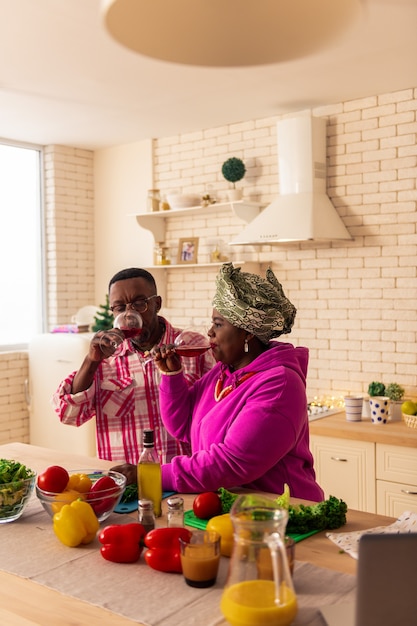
left=366, top=381, right=387, bottom=420
left=221, top=157, right=246, bottom=201
left=367, top=381, right=386, bottom=397
left=385, top=382, right=405, bottom=421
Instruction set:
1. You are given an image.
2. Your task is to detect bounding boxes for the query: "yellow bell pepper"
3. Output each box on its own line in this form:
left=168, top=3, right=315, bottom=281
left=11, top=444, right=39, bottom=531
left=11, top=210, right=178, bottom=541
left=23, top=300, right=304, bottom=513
left=66, top=472, right=93, bottom=494
left=51, top=489, right=85, bottom=515
left=206, top=513, right=234, bottom=557
left=53, top=500, right=99, bottom=547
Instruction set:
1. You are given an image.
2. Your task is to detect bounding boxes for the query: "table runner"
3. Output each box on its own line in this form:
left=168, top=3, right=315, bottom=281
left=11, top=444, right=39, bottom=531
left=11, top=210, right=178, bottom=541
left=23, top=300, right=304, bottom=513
left=0, top=495, right=355, bottom=625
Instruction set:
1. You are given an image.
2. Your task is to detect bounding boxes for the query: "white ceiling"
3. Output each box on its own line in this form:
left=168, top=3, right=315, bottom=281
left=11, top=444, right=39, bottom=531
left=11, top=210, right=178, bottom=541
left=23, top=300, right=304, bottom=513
left=0, top=0, right=416, bottom=150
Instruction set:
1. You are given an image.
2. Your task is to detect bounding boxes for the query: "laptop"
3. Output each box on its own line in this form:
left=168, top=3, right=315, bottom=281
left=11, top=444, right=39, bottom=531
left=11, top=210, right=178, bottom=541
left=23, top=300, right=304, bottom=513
left=321, top=533, right=417, bottom=626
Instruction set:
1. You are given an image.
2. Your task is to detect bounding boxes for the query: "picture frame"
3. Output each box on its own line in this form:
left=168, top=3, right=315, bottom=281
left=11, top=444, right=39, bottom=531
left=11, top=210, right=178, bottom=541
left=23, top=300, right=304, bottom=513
left=177, top=237, right=199, bottom=264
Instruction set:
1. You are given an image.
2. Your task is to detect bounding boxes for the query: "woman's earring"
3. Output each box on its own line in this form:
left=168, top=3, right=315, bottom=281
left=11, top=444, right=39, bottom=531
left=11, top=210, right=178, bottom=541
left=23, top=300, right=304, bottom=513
left=244, top=339, right=249, bottom=353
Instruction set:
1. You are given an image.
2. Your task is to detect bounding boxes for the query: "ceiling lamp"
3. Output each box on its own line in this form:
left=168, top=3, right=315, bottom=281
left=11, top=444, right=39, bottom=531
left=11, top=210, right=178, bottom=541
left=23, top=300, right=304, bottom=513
left=102, top=0, right=362, bottom=68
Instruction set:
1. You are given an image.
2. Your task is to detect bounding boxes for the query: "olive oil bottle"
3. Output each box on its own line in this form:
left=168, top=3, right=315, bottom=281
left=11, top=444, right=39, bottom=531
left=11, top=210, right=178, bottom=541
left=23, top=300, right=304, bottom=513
left=137, top=429, right=162, bottom=517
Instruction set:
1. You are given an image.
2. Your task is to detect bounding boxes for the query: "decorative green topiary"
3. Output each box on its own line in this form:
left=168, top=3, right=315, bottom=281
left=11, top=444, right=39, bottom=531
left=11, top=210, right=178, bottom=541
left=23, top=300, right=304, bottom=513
left=92, top=295, right=114, bottom=332
left=385, top=383, right=405, bottom=402
left=221, top=157, right=246, bottom=189
left=367, top=381, right=386, bottom=397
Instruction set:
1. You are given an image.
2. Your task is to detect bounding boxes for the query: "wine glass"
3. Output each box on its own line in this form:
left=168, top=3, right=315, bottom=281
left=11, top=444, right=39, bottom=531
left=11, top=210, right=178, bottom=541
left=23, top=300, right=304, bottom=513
left=99, top=311, right=143, bottom=356
left=173, top=325, right=212, bottom=358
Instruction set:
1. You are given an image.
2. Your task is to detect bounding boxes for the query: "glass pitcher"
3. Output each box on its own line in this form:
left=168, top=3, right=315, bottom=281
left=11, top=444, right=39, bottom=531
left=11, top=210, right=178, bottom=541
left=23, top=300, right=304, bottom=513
left=220, top=494, right=297, bottom=626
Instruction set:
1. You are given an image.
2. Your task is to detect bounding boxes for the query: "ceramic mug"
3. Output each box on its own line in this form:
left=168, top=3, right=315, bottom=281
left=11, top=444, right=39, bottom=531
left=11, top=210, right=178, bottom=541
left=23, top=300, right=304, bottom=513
left=344, top=396, right=363, bottom=422
left=369, top=396, right=390, bottom=425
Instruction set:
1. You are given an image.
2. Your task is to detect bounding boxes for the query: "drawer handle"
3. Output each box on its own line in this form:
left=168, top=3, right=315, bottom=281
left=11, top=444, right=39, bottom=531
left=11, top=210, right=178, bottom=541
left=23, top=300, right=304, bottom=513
left=330, top=456, right=348, bottom=462
left=401, top=490, right=417, bottom=496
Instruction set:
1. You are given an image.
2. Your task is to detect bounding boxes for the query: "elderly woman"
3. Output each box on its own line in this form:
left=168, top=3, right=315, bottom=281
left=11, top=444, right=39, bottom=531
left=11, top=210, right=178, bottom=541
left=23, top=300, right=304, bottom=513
left=154, top=263, right=324, bottom=502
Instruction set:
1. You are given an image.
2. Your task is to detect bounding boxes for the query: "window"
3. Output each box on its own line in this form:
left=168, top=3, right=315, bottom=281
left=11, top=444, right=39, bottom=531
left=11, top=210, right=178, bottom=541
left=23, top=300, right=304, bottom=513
left=0, top=141, right=44, bottom=349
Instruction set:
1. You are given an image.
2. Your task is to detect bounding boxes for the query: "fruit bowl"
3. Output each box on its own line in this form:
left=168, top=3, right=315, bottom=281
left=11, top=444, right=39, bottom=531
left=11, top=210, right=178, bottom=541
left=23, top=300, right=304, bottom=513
left=402, top=412, right=417, bottom=429
left=0, top=473, right=37, bottom=523
left=36, top=469, right=126, bottom=523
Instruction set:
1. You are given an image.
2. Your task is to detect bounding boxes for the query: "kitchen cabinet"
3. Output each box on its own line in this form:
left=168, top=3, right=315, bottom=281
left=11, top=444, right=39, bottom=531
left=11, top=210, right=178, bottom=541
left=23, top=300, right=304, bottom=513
left=310, top=435, right=376, bottom=513
left=309, top=413, right=417, bottom=515
left=376, top=443, right=417, bottom=516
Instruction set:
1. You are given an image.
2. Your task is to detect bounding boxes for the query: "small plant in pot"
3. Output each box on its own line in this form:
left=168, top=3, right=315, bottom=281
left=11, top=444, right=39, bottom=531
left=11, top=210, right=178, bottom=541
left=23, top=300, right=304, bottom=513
left=367, top=381, right=405, bottom=422
left=385, top=382, right=405, bottom=421
left=221, top=157, right=246, bottom=201
left=367, top=381, right=386, bottom=398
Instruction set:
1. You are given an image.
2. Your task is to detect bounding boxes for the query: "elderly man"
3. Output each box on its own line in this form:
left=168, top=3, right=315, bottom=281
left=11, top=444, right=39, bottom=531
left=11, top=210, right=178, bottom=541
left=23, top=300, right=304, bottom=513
left=52, top=268, right=215, bottom=481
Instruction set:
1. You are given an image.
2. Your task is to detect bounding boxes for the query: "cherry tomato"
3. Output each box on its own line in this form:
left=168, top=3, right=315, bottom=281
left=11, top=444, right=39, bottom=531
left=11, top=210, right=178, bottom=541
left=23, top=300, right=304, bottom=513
left=37, top=465, right=69, bottom=493
left=193, top=492, right=222, bottom=520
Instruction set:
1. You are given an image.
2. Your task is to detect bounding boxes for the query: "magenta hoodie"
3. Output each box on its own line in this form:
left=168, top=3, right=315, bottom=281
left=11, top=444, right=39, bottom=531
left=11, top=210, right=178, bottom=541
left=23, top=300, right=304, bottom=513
left=160, top=341, right=324, bottom=501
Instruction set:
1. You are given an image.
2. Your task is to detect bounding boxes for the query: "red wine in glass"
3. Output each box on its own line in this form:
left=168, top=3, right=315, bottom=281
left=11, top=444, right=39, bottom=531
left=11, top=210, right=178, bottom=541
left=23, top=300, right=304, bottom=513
left=174, top=345, right=210, bottom=357
left=99, top=311, right=143, bottom=355
left=174, top=327, right=211, bottom=358
left=121, top=327, right=144, bottom=340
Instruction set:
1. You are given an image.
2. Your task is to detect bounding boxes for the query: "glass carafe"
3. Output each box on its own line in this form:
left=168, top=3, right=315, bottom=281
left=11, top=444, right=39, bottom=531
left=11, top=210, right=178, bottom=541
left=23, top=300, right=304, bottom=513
left=220, top=494, right=297, bottom=626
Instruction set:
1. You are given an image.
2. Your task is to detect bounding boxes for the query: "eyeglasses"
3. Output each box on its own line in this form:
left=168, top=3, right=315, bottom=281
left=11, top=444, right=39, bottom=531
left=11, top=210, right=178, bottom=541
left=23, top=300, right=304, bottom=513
left=110, top=295, right=158, bottom=314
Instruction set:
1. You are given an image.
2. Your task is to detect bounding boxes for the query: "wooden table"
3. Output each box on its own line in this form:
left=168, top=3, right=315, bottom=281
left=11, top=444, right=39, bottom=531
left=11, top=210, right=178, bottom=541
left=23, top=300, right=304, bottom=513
left=0, top=442, right=396, bottom=626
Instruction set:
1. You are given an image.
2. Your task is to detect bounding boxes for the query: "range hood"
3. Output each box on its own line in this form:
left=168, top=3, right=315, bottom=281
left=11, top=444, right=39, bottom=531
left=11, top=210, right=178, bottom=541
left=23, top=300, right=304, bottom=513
left=230, top=113, right=352, bottom=244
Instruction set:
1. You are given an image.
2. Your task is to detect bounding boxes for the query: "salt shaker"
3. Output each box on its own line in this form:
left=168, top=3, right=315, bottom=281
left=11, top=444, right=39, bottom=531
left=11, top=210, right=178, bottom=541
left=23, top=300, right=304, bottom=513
left=138, top=498, right=155, bottom=533
left=167, top=496, right=184, bottom=527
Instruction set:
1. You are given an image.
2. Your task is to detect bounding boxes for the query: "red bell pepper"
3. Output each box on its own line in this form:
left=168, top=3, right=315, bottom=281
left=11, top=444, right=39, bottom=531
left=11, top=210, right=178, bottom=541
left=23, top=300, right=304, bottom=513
left=144, top=527, right=192, bottom=573
left=99, top=523, right=145, bottom=563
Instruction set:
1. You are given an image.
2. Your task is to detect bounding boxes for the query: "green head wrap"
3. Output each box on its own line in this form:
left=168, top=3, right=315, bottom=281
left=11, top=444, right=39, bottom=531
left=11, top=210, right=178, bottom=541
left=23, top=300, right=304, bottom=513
left=212, top=263, right=296, bottom=344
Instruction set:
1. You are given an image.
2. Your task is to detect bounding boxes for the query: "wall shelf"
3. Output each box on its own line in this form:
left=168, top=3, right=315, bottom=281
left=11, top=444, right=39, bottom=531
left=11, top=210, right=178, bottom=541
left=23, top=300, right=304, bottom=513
left=130, top=201, right=261, bottom=243
left=130, top=199, right=261, bottom=308
left=144, top=260, right=248, bottom=270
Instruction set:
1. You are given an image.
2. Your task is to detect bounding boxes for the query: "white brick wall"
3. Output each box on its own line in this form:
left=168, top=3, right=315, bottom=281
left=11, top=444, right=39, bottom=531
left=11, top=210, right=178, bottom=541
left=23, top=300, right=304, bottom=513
left=44, top=145, right=95, bottom=328
left=0, top=352, right=29, bottom=444
left=154, top=88, right=417, bottom=400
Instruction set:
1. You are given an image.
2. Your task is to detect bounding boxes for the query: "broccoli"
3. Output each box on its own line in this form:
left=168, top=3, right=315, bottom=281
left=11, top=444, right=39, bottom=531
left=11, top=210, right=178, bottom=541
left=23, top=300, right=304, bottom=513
left=286, top=495, right=347, bottom=534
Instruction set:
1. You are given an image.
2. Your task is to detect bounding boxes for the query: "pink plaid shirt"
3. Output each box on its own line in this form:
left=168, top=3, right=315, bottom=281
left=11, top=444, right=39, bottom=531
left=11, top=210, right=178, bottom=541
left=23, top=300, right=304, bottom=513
left=52, top=318, right=215, bottom=464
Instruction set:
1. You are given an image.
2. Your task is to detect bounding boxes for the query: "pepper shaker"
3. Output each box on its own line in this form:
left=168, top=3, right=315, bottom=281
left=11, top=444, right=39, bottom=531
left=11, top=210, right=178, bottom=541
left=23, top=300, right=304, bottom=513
left=138, top=498, right=155, bottom=533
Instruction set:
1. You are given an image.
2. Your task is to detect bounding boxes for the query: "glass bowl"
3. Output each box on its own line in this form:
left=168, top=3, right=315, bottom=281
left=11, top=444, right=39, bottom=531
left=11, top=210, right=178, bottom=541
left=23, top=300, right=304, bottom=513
left=36, top=469, right=127, bottom=523
left=0, top=473, right=37, bottom=523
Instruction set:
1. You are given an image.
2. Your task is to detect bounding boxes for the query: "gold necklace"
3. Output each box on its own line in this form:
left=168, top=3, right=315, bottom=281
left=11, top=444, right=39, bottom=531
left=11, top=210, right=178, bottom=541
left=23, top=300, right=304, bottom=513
left=214, top=370, right=257, bottom=402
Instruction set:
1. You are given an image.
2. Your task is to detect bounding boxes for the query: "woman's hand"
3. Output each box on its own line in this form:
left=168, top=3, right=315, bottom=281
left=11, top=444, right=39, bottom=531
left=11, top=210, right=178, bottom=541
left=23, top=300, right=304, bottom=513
left=151, top=344, right=182, bottom=373
left=110, top=462, right=137, bottom=485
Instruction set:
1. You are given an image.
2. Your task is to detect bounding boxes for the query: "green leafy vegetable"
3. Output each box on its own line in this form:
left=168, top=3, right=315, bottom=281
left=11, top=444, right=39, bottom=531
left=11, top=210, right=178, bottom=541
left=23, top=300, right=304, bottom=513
left=0, top=459, right=35, bottom=484
left=218, top=487, right=239, bottom=513
left=286, top=495, right=347, bottom=534
left=0, top=459, right=36, bottom=517
left=218, top=485, right=347, bottom=535
left=275, top=483, right=290, bottom=509
left=120, top=483, right=138, bottom=503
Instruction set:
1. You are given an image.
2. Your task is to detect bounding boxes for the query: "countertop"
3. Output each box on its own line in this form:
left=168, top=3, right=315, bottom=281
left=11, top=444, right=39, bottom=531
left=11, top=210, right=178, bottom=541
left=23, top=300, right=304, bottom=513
left=309, top=410, right=417, bottom=447
left=0, top=442, right=397, bottom=626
